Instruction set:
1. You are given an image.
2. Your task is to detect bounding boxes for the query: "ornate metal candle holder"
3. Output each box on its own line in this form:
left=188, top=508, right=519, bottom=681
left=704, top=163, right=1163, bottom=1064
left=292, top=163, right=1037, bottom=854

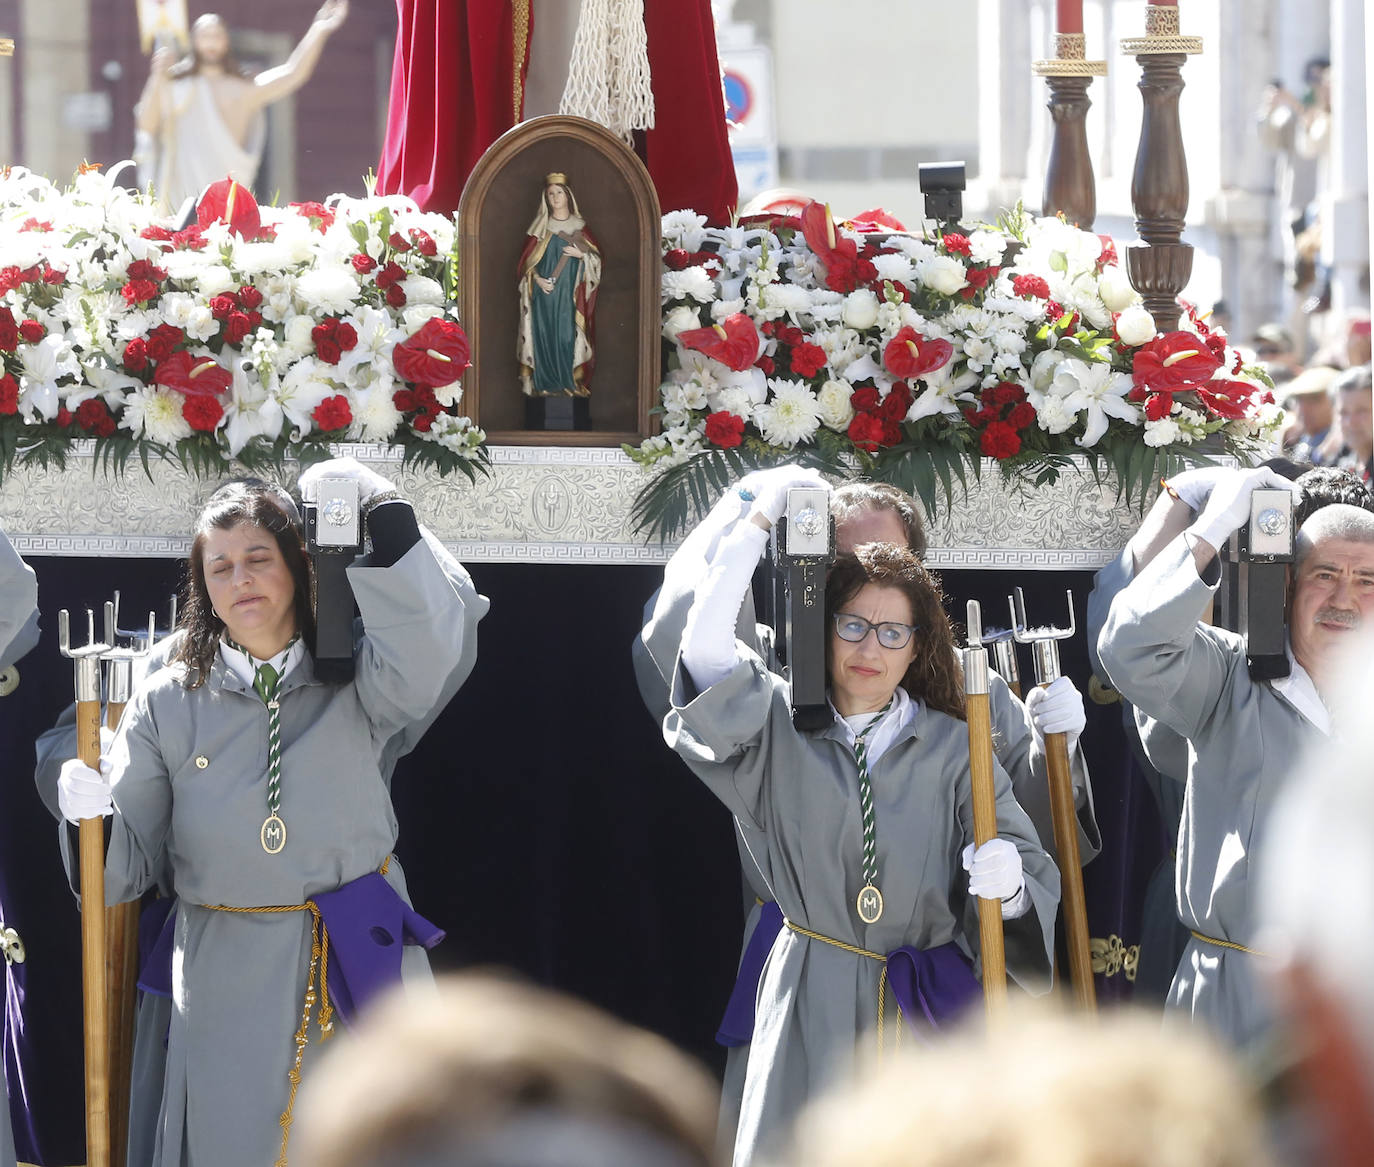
left=1033, top=32, right=1108, bottom=230
left=1121, top=5, right=1203, bottom=332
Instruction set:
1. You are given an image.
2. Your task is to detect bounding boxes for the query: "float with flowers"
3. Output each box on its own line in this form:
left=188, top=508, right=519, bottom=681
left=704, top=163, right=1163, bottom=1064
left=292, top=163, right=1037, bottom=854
left=628, top=201, right=1280, bottom=537
left=0, top=165, right=486, bottom=485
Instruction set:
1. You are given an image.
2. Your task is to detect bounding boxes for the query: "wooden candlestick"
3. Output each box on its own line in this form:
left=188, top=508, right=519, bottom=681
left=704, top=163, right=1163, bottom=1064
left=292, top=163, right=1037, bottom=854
left=1033, top=33, right=1107, bottom=230
left=1121, top=4, right=1203, bottom=332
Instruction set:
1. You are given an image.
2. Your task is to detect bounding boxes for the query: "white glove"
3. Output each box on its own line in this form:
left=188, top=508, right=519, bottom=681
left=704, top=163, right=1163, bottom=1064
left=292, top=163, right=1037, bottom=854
left=1188, top=467, right=1301, bottom=554
left=962, top=838, right=1026, bottom=902
left=1165, top=465, right=1233, bottom=512
left=58, top=729, right=115, bottom=824
left=681, top=522, right=770, bottom=691
left=738, top=465, right=828, bottom=526
left=1025, top=676, right=1086, bottom=751
left=297, top=456, right=395, bottom=506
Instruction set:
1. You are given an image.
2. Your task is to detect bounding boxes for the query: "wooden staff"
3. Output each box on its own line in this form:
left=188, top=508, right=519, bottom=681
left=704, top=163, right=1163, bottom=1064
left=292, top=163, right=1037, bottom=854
left=1012, top=588, right=1096, bottom=1011
left=963, top=601, right=1006, bottom=1016
left=59, top=609, right=111, bottom=1167
left=102, top=600, right=155, bottom=1167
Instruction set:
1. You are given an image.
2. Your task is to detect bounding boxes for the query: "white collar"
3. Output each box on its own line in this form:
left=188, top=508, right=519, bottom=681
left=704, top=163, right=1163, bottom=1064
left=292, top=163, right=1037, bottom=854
left=1272, top=641, right=1331, bottom=736
left=831, top=687, right=917, bottom=768
left=219, top=636, right=304, bottom=690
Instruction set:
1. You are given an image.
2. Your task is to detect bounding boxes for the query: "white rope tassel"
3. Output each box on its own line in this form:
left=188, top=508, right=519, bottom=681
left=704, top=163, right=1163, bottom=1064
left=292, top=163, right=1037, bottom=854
left=559, top=0, right=656, bottom=143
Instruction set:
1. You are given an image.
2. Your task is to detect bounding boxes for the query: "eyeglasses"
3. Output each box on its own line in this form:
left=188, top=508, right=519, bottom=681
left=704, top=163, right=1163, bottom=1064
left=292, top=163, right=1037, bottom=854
left=833, top=612, right=918, bottom=650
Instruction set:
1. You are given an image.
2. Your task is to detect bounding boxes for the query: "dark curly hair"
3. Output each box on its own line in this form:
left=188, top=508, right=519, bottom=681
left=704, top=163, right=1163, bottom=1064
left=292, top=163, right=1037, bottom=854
left=825, top=544, right=965, bottom=721
left=173, top=479, right=315, bottom=689
left=1295, top=465, right=1374, bottom=528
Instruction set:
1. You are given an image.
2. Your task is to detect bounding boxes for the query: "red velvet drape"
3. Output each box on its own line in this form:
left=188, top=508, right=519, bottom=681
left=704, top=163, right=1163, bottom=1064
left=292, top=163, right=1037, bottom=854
left=376, top=0, right=528, bottom=213
left=376, top=1, right=738, bottom=223
left=640, top=0, right=738, bottom=224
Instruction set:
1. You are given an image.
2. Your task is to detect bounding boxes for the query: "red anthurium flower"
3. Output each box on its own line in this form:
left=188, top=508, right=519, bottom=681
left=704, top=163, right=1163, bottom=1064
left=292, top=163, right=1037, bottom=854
left=677, top=313, right=762, bottom=372
left=1132, top=331, right=1222, bottom=392
left=883, top=326, right=954, bottom=381
left=196, top=178, right=262, bottom=239
left=392, top=318, right=471, bottom=387
left=800, top=200, right=865, bottom=292
left=153, top=350, right=232, bottom=397
left=1195, top=380, right=1263, bottom=420
left=845, top=207, right=908, bottom=233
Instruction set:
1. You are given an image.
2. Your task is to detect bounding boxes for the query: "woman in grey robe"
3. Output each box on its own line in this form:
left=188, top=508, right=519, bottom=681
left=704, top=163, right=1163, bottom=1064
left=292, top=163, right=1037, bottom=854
left=54, top=462, right=473, bottom=1167
left=666, top=527, right=1058, bottom=1167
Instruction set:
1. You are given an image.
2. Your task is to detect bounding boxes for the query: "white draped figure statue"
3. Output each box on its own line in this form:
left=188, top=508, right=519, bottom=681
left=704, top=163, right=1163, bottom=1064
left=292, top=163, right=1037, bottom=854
left=135, top=1, right=348, bottom=215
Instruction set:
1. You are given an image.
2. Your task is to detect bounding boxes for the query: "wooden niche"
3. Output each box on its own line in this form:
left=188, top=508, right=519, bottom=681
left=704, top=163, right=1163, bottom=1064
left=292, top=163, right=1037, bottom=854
left=458, top=115, right=662, bottom=446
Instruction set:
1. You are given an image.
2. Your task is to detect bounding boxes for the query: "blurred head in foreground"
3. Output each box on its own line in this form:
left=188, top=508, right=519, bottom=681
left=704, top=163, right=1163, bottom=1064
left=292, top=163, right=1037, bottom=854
left=292, top=972, right=720, bottom=1167
left=1259, top=631, right=1374, bottom=1167
left=787, top=1002, right=1271, bottom=1167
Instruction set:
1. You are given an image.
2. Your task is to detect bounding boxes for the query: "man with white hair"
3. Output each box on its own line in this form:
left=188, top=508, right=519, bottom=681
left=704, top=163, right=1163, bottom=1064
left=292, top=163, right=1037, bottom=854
left=1098, top=467, right=1374, bottom=1050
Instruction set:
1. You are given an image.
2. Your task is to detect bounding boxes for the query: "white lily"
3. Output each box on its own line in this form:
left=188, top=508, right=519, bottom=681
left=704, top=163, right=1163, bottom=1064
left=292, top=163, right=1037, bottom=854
left=1051, top=360, right=1139, bottom=447
left=18, top=334, right=79, bottom=420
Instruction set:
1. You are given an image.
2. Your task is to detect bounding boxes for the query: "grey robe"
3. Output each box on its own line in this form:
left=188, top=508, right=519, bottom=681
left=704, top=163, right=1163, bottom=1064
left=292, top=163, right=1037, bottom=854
left=632, top=505, right=1091, bottom=1153
left=666, top=654, right=1058, bottom=1166
left=0, top=529, right=36, bottom=1167
left=1096, top=537, right=1327, bottom=1049
left=98, top=536, right=471, bottom=1167
left=31, top=530, right=488, bottom=1166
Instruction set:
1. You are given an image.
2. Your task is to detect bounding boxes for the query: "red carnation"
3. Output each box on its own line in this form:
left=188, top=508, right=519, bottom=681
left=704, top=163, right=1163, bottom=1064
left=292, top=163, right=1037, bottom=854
left=181, top=393, right=224, bottom=433
left=411, top=412, right=434, bottom=432
left=754, top=354, right=775, bottom=375
left=776, top=325, right=804, bottom=347
left=790, top=342, right=828, bottom=379
left=942, top=233, right=972, bottom=257
left=55, top=408, right=72, bottom=428
left=209, top=294, right=236, bottom=320
left=388, top=231, right=411, bottom=253
left=392, top=318, right=471, bottom=387
left=392, top=389, right=417, bottom=412
left=223, top=311, right=254, bottom=346
left=312, top=394, right=353, bottom=432
left=352, top=253, right=377, bottom=275
left=140, top=225, right=175, bottom=242
left=883, top=326, right=954, bottom=381
left=121, top=279, right=159, bottom=306
left=146, top=324, right=184, bottom=362
left=43, top=266, right=66, bottom=286
left=385, top=284, right=407, bottom=308
left=704, top=410, right=746, bottom=448
left=664, top=248, right=691, bottom=271
left=122, top=337, right=149, bottom=372
left=18, top=320, right=44, bottom=344
left=980, top=421, right=1022, bottom=460
left=237, top=285, right=263, bottom=310
left=75, top=398, right=117, bottom=437
left=0, top=374, right=17, bottom=414
left=1008, top=401, right=1038, bottom=430
left=847, top=412, right=888, bottom=452
left=376, top=261, right=406, bottom=289
left=0, top=308, right=17, bottom=352
left=409, top=229, right=438, bottom=257
left=154, top=351, right=232, bottom=398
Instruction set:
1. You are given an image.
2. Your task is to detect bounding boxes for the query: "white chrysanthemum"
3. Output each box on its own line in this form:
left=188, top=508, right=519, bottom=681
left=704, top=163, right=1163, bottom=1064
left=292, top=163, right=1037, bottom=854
left=817, top=378, right=855, bottom=430
left=232, top=238, right=297, bottom=277
left=754, top=379, right=822, bottom=447
left=870, top=253, right=916, bottom=286
left=968, top=230, right=1007, bottom=265
left=294, top=267, right=363, bottom=315
left=991, top=327, right=1028, bottom=358
left=760, top=282, right=813, bottom=314
left=1035, top=394, right=1076, bottom=435
left=348, top=385, right=405, bottom=442
left=122, top=385, right=194, bottom=443
left=661, top=266, right=717, bottom=304
left=662, top=210, right=708, bottom=252
left=1143, top=416, right=1182, bottom=447
left=916, top=254, right=968, bottom=296
left=400, top=275, right=445, bottom=306
left=888, top=235, right=938, bottom=263
left=709, top=297, right=746, bottom=322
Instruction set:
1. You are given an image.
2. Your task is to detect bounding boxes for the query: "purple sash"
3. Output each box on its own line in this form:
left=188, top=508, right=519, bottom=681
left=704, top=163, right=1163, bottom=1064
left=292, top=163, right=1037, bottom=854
left=716, top=901, right=784, bottom=1047
left=883, top=942, right=981, bottom=1040
left=136, top=895, right=178, bottom=999
left=312, top=871, right=445, bottom=1026
left=716, top=903, right=979, bottom=1047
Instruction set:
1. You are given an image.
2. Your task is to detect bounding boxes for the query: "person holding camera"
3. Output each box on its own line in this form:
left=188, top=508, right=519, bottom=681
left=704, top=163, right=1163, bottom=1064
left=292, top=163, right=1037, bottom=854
left=1096, top=465, right=1374, bottom=1051
left=666, top=510, right=1057, bottom=1166
left=51, top=459, right=480, bottom=1167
